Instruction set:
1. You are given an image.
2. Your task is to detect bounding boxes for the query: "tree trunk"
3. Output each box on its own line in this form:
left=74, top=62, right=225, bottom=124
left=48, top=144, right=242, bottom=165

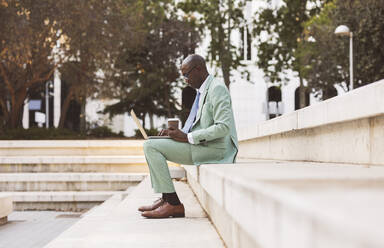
left=9, top=89, right=27, bottom=128
left=221, top=61, right=231, bottom=88
left=218, top=33, right=231, bottom=88
left=299, top=76, right=307, bottom=109
left=224, top=0, right=232, bottom=89
left=0, top=99, right=9, bottom=127
left=149, top=113, right=154, bottom=129
left=217, top=8, right=231, bottom=89
left=58, top=88, right=74, bottom=128
left=164, top=85, right=171, bottom=117
left=79, top=61, right=88, bottom=134
left=79, top=95, right=86, bottom=134
left=141, top=113, right=146, bottom=129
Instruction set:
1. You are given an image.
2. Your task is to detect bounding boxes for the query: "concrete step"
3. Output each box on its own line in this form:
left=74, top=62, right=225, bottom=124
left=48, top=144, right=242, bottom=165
left=0, top=155, right=147, bottom=164
left=0, top=195, right=12, bottom=225
left=0, top=155, right=181, bottom=173
left=44, top=177, right=224, bottom=248
left=185, top=160, right=384, bottom=248
left=0, top=173, right=147, bottom=191
left=0, top=191, right=125, bottom=212
left=0, top=140, right=145, bottom=156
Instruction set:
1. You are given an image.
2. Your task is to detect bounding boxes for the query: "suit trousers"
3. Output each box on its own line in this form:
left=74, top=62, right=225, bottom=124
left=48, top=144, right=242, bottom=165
left=143, top=139, right=194, bottom=193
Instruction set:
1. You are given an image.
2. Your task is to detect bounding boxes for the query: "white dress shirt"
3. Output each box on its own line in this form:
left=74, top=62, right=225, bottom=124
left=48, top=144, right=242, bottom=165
left=186, top=75, right=209, bottom=144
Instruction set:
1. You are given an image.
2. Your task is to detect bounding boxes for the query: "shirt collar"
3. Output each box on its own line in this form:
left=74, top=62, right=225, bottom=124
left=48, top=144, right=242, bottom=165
left=198, top=74, right=210, bottom=94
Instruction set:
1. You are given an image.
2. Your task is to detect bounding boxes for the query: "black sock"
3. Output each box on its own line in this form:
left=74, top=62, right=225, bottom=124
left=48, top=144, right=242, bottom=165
left=163, top=192, right=181, bottom=206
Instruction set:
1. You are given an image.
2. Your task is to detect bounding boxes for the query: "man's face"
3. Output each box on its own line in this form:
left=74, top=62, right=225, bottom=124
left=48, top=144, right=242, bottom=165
left=181, top=63, right=200, bottom=89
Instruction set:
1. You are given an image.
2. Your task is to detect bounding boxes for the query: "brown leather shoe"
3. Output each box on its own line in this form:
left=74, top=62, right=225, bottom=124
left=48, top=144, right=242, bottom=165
left=141, top=202, right=185, bottom=218
left=138, top=198, right=165, bottom=212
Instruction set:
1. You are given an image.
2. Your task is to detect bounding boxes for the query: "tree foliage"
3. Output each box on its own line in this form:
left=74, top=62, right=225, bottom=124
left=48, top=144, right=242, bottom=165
left=0, top=0, right=61, bottom=128
left=103, top=0, right=200, bottom=126
left=177, top=0, right=246, bottom=88
left=54, top=0, right=140, bottom=130
left=253, top=0, right=330, bottom=107
left=0, top=0, right=145, bottom=129
left=299, top=0, right=384, bottom=97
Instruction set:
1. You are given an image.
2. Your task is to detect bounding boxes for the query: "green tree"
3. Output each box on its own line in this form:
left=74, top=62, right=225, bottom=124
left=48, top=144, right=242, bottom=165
left=299, top=0, right=384, bottom=98
left=0, top=0, right=142, bottom=130
left=103, top=0, right=199, bottom=128
left=56, top=0, right=141, bottom=131
left=253, top=0, right=330, bottom=108
left=0, top=0, right=61, bottom=128
left=177, top=0, right=246, bottom=88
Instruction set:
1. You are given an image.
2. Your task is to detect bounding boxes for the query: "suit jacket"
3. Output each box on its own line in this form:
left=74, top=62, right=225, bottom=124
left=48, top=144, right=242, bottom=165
left=189, top=75, right=238, bottom=165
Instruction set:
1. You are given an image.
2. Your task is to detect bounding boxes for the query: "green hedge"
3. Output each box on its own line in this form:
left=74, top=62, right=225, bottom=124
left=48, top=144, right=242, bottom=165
left=87, top=126, right=124, bottom=138
left=0, top=126, right=161, bottom=140
left=134, top=128, right=159, bottom=139
left=0, top=127, right=127, bottom=140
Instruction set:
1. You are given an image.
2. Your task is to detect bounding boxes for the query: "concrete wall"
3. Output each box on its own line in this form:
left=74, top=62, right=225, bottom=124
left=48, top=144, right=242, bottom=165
left=0, top=196, right=12, bottom=225
left=237, top=79, right=384, bottom=166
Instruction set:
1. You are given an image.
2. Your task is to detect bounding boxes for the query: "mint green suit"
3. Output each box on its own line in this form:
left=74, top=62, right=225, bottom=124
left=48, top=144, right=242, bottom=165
left=143, top=75, right=238, bottom=193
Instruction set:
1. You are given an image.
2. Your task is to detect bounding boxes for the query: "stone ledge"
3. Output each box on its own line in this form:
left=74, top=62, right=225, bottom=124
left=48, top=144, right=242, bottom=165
left=44, top=177, right=224, bottom=247
left=238, top=115, right=384, bottom=165
left=238, top=79, right=384, bottom=141
left=0, top=196, right=12, bottom=225
left=0, top=173, right=146, bottom=191
left=0, top=156, right=183, bottom=173
left=0, top=140, right=145, bottom=156
left=185, top=161, right=384, bottom=248
left=0, top=216, right=7, bottom=225
left=0, top=171, right=185, bottom=191
left=0, top=191, right=118, bottom=202
left=0, top=140, right=145, bottom=148
left=0, top=172, right=147, bottom=182
left=0, top=155, right=147, bottom=164
left=0, top=164, right=184, bottom=175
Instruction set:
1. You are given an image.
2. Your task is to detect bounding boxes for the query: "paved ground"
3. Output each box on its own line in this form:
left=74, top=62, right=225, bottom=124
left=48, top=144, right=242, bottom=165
left=45, top=178, right=224, bottom=248
left=0, top=211, right=83, bottom=248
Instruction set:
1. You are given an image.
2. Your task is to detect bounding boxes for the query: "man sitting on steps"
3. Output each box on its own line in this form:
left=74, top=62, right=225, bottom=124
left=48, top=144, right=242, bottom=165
left=139, top=54, right=238, bottom=218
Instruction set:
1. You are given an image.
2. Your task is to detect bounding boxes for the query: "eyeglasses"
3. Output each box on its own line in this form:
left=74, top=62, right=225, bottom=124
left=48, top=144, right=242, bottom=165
left=183, top=66, right=196, bottom=79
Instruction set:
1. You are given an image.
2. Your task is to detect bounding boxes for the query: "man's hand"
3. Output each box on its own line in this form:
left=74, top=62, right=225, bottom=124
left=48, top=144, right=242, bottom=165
left=168, top=127, right=188, bottom=143
left=158, top=129, right=169, bottom=136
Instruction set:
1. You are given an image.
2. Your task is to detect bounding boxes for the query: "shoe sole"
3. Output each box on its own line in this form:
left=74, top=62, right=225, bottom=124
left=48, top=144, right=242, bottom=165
left=142, top=213, right=185, bottom=219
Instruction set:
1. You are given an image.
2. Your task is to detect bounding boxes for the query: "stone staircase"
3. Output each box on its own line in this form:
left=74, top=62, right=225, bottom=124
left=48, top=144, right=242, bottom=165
left=3, top=81, right=384, bottom=247
left=185, top=80, right=384, bottom=248
left=0, top=140, right=183, bottom=212
left=0, top=140, right=147, bottom=173
left=185, top=160, right=384, bottom=248
left=44, top=177, right=224, bottom=248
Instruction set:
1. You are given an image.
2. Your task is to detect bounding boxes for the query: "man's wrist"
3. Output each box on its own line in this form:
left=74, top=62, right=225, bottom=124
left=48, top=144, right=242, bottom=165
left=187, top=133, right=194, bottom=144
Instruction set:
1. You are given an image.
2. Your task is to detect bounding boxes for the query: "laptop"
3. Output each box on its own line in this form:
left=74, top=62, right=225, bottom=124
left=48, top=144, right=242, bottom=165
left=130, top=110, right=171, bottom=139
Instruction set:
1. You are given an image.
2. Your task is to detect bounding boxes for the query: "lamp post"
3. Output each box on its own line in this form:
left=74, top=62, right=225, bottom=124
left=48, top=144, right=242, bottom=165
left=45, top=81, right=53, bottom=128
left=335, top=25, right=353, bottom=91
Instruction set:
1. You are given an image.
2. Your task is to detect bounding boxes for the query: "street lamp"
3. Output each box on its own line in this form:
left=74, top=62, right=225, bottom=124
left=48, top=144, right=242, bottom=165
left=335, top=25, right=353, bottom=91
left=45, top=81, right=54, bottom=128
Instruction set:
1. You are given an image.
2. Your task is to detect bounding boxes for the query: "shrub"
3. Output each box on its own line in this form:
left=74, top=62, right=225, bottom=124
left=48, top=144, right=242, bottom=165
left=87, top=126, right=124, bottom=138
left=0, top=127, right=83, bottom=140
left=134, top=128, right=159, bottom=139
left=0, top=126, right=126, bottom=140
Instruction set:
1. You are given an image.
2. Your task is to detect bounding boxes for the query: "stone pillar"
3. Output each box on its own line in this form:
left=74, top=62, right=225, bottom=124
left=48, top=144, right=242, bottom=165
left=22, top=99, right=29, bottom=129
left=53, top=69, right=61, bottom=128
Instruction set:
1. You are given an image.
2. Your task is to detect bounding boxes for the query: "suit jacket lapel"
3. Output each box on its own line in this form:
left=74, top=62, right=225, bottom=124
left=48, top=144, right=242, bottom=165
left=194, top=75, right=213, bottom=125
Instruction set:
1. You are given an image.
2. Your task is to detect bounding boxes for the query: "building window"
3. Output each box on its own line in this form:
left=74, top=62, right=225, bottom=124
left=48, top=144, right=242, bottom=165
left=267, top=86, right=282, bottom=119
left=322, top=86, right=338, bottom=100
left=294, top=87, right=310, bottom=110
